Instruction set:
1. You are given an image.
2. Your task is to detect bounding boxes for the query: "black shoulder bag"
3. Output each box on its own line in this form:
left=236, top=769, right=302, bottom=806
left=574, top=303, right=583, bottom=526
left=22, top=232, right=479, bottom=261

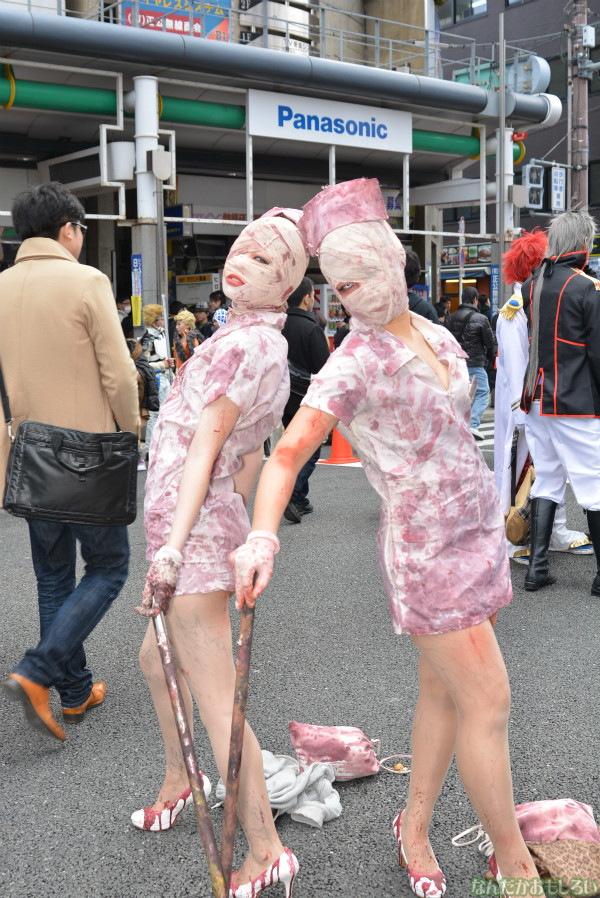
left=0, top=360, right=138, bottom=526
left=288, top=359, right=312, bottom=397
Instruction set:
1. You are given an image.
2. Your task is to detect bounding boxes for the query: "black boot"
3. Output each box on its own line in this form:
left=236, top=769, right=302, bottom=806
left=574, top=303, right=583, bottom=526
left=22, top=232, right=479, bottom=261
left=524, top=498, right=557, bottom=591
left=585, top=510, right=600, bottom=596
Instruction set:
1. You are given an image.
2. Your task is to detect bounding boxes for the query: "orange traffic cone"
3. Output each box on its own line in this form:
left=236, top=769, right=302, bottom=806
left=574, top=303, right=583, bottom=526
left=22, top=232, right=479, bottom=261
left=318, top=428, right=360, bottom=465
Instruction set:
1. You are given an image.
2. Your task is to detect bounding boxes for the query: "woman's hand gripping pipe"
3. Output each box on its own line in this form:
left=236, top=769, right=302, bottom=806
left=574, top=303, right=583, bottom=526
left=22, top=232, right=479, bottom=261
left=229, top=531, right=280, bottom=610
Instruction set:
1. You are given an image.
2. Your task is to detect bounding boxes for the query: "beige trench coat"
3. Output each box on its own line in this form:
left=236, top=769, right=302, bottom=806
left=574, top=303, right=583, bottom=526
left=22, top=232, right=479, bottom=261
left=0, top=237, right=139, bottom=504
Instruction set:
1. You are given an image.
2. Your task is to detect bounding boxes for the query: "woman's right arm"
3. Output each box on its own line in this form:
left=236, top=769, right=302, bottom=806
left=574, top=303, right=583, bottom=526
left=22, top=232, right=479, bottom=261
left=231, top=405, right=337, bottom=607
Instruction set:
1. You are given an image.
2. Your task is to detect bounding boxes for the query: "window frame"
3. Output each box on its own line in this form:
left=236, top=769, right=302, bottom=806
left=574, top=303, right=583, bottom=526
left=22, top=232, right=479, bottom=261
left=436, top=0, right=488, bottom=28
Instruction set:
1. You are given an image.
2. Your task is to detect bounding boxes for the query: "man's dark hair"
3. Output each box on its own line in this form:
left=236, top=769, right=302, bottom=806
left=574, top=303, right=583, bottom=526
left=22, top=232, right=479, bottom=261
left=11, top=182, right=85, bottom=241
left=287, top=277, right=314, bottom=308
left=169, top=300, right=184, bottom=315
left=209, top=289, right=226, bottom=307
left=434, top=302, right=447, bottom=319
left=404, top=251, right=422, bottom=289
left=121, top=314, right=134, bottom=339
left=462, top=285, right=479, bottom=305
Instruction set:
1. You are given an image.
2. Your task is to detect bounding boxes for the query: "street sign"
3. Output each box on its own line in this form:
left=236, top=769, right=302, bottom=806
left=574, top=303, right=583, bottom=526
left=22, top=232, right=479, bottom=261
left=491, top=265, right=500, bottom=315
left=131, top=254, right=142, bottom=327
left=512, top=132, right=528, bottom=141
left=551, top=167, right=566, bottom=213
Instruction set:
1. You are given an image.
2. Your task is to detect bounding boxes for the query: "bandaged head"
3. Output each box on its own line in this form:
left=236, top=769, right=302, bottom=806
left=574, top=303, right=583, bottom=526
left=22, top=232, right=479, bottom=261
left=300, top=179, right=408, bottom=326
left=223, top=208, right=309, bottom=316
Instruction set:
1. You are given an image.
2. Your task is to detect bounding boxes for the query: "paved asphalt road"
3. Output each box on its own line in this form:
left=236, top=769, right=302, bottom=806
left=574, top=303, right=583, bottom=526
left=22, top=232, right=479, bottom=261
left=1, top=430, right=598, bottom=898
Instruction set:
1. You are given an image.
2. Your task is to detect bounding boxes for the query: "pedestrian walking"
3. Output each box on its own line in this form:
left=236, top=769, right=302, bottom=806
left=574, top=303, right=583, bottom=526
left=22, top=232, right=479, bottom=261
left=447, top=284, right=496, bottom=439
left=134, top=208, right=309, bottom=898
left=232, top=178, right=542, bottom=897
left=0, top=182, right=139, bottom=741
left=281, top=276, right=331, bottom=523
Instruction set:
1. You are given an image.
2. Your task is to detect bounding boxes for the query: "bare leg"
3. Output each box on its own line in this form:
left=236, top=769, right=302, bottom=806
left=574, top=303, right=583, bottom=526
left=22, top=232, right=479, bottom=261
left=400, top=654, right=457, bottom=874
left=409, top=620, right=540, bottom=885
left=156, top=590, right=283, bottom=885
left=139, top=621, right=194, bottom=809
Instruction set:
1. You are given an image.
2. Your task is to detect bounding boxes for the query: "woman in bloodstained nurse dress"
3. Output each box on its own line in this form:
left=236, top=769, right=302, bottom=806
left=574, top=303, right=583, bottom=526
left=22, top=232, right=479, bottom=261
left=306, top=319, right=509, bottom=636
left=133, top=208, right=307, bottom=898
left=231, top=179, right=543, bottom=897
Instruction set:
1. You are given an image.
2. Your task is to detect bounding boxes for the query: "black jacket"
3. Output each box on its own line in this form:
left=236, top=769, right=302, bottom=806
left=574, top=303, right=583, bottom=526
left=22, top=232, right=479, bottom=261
left=408, top=291, right=440, bottom=325
left=282, top=307, right=330, bottom=421
left=520, top=251, right=600, bottom=417
left=447, top=303, right=496, bottom=368
left=135, top=356, right=160, bottom=412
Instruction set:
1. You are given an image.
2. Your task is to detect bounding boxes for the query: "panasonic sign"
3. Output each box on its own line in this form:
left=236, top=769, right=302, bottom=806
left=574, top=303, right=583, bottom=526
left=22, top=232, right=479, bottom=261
left=248, top=90, right=412, bottom=153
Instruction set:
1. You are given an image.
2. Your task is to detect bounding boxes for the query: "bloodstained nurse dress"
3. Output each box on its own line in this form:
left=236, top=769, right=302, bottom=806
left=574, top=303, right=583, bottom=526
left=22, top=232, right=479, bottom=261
left=302, top=314, right=512, bottom=635
left=144, top=314, right=289, bottom=596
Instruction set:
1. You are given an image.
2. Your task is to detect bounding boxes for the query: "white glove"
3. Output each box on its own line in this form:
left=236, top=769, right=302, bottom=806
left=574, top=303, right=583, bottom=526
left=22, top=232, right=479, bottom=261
left=229, top=531, right=280, bottom=610
left=135, top=546, right=182, bottom=618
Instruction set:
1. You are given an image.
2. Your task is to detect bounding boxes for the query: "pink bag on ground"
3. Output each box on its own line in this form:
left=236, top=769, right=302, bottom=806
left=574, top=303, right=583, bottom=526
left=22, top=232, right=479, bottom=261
left=515, top=799, right=600, bottom=844
left=289, top=722, right=381, bottom=781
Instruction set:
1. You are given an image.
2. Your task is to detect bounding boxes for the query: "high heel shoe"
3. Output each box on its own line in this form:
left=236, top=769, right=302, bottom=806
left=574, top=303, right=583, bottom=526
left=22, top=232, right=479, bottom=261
left=392, top=810, right=447, bottom=898
left=131, top=774, right=211, bottom=831
left=230, top=848, right=298, bottom=898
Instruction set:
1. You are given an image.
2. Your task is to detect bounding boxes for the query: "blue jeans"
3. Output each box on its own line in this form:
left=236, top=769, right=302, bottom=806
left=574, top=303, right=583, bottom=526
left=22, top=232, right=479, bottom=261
left=291, top=445, right=322, bottom=507
left=13, top=520, right=129, bottom=708
left=468, top=365, right=490, bottom=430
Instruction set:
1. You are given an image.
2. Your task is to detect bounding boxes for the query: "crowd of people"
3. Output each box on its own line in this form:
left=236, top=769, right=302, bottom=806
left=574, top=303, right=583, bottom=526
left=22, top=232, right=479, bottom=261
left=1, top=179, right=598, bottom=898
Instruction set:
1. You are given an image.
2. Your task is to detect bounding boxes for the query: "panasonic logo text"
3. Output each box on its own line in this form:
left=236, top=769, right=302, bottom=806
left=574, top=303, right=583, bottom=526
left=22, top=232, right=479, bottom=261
left=278, top=105, right=389, bottom=140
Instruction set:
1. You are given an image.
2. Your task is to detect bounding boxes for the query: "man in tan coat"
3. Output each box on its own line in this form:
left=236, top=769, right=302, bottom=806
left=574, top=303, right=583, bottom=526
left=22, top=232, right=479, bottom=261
left=0, top=182, right=139, bottom=741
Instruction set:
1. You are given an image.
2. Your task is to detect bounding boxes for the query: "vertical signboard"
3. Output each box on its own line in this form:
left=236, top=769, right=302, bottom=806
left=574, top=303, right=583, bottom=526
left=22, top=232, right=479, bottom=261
left=490, top=264, right=500, bottom=316
left=131, top=253, right=143, bottom=327
left=551, top=166, right=566, bottom=213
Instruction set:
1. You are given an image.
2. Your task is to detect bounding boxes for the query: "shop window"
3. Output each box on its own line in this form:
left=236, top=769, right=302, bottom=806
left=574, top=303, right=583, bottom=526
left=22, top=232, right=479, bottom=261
left=436, top=0, right=487, bottom=28
left=443, top=206, right=480, bottom=224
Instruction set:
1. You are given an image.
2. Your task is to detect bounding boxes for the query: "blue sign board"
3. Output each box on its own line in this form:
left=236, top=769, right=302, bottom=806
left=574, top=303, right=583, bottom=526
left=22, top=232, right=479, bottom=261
left=551, top=167, right=566, bottom=213
left=490, top=264, right=500, bottom=315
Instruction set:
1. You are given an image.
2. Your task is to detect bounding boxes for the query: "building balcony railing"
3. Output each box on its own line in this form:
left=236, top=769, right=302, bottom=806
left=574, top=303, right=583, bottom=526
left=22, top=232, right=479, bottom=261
left=0, top=0, right=543, bottom=91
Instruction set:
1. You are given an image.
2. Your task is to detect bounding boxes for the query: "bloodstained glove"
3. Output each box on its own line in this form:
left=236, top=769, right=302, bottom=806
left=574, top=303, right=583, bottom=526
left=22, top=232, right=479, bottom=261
left=135, top=546, right=183, bottom=618
left=229, top=531, right=280, bottom=610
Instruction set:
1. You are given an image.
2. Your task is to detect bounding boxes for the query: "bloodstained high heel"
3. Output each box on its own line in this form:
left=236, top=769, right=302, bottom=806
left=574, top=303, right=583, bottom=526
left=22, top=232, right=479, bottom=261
left=230, top=848, right=298, bottom=898
left=130, top=773, right=211, bottom=832
left=392, top=810, right=447, bottom=898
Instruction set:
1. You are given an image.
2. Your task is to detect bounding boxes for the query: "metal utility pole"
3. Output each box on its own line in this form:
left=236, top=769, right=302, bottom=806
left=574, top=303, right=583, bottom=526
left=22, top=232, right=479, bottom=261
left=571, top=0, right=589, bottom=206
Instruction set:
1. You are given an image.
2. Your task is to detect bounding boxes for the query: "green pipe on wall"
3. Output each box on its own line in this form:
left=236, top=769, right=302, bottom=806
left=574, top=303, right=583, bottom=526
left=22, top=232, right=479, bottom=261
left=0, top=76, right=520, bottom=159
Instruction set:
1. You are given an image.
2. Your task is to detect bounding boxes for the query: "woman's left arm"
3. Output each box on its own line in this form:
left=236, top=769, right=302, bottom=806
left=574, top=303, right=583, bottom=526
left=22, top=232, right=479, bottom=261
left=136, top=394, right=240, bottom=617
left=166, top=395, right=241, bottom=553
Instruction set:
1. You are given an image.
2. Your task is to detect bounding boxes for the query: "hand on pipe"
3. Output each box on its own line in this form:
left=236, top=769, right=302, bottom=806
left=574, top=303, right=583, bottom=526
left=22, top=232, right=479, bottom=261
left=135, top=546, right=183, bottom=618
left=229, top=531, right=280, bottom=610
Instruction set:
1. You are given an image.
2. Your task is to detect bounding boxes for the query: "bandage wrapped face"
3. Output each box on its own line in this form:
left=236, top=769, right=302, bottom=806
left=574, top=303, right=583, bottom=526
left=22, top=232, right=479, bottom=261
left=319, top=220, right=408, bottom=326
left=299, top=177, right=408, bottom=327
left=223, top=214, right=308, bottom=315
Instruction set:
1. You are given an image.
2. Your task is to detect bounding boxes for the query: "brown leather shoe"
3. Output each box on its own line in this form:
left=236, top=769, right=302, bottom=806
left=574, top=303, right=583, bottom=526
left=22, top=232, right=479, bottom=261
left=1, top=673, right=66, bottom=741
left=62, top=681, right=106, bottom=723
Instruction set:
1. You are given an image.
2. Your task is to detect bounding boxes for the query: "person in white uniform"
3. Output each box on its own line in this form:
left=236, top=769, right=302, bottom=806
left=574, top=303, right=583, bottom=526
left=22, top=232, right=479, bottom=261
left=494, top=230, right=592, bottom=565
left=519, top=210, right=600, bottom=593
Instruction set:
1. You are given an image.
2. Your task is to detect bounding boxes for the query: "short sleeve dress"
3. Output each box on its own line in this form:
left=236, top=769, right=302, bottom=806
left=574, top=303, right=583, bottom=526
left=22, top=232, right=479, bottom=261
left=303, top=314, right=512, bottom=635
left=145, top=319, right=289, bottom=595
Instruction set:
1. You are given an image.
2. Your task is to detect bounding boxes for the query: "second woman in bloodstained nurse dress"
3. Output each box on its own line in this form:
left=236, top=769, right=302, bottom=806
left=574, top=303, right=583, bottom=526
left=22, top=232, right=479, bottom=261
left=303, top=313, right=512, bottom=635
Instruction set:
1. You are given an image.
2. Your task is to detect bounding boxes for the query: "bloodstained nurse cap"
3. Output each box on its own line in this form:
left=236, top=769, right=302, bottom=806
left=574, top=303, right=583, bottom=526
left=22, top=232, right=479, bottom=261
left=299, top=178, right=389, bottom=255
